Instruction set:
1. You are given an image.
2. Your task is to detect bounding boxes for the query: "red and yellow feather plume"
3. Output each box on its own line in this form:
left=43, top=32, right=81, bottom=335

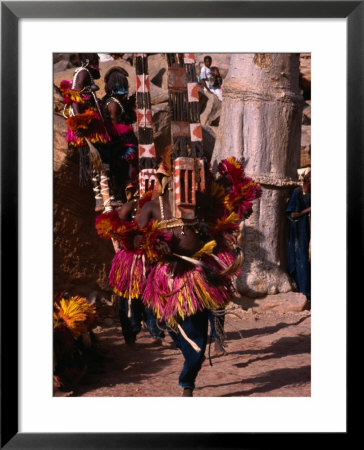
left=95, top=210, right=141, bottom=250
left=217, top=157, right=245, bottom=186
left=59, top=80, right=90, bottom=105
left=224, top=179, right=262, bottom=219
left=215, top=157, right=262, bottom=219
left=139, top=220, right=172, bottom=263
left=209, top=212, right=240, bottom=235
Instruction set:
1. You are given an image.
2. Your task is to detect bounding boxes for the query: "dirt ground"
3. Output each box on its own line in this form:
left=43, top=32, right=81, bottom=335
left=59, top=304, right=311, bottom=398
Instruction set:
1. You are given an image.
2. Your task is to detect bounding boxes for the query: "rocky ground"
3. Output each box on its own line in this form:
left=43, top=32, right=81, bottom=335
left=56, top=298, right=310, bottom=398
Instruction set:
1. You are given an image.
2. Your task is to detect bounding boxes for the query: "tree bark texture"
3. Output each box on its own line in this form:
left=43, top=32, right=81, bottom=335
left=212, top=53, right=304, bottom=297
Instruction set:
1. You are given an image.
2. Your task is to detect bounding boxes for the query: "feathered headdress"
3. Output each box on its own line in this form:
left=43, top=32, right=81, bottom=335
left=217, top=157, right=245, bottom=186
left=59, top=79, right=90, bottom=105
left=95, top=210, right=141, bottom=250
left=217, top=157, right=262, bottom=219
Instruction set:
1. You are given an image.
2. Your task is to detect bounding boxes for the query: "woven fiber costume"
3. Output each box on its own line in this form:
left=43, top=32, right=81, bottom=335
left=60, top=54, right=110, bottom=189
left=95, top=191, right=171, bottom=345
left=98, top=192, right=158, bottom=307
left=140, top=54, right=244, bottom=329
left=142, top=156, right=261, bottom=327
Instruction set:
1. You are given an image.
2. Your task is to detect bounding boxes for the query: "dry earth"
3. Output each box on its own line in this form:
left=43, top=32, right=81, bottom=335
left=58, top=305, right=310, bottom=398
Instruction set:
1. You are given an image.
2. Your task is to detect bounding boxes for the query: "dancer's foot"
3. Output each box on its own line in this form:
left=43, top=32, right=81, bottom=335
left=182, top=388, right=193, bottom=397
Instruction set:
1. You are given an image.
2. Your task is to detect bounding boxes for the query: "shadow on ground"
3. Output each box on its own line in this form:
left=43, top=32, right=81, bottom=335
left=220, top=365, right=311, bottom=396
left=224, top=316, right=308, bottom=341
left=231, top=335, right=311, bottom=367
left=73, top=326, right=178, bottom=396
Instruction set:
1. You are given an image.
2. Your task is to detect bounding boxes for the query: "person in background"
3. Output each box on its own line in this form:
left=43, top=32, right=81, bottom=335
left=102, top=67, right=138, bottom=205
left=99, top=182, right=171, bottom=348
left=199, top=56, right=223, bottom=101
left=209, top=66, right=223, bottom=101
left=60, top=53, right=110, bottom=211
left=60, top=53, right=110, bottom=197
left=286, top=168, right=311, bottom=303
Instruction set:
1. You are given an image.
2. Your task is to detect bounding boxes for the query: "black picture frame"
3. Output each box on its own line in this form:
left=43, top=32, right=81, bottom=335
left=1, top=1, right=356, bottom=448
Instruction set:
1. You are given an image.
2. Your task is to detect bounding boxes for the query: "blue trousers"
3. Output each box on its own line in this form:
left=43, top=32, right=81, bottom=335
left=118, top=296, right=164, bottom=344
left=291, top=259, right=311, bottom=299
left=168, top=310, right=209, bottom=389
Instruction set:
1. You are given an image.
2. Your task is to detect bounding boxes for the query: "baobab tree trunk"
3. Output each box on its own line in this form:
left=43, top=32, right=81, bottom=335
left=212, top=53, right=304, bottom=297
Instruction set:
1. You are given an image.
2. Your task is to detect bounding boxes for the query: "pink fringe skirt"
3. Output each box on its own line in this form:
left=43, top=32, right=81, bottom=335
left=109, top=249, right=150, bottom=299
left=143, top=255, right=233, bottom=325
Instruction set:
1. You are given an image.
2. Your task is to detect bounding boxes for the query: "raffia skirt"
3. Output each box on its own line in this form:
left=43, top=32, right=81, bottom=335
left=143, top=253, right=234, bottom=327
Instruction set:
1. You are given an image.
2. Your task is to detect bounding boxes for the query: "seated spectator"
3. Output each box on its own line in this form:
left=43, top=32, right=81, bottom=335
left=200, top=56, right=223, bottom=101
